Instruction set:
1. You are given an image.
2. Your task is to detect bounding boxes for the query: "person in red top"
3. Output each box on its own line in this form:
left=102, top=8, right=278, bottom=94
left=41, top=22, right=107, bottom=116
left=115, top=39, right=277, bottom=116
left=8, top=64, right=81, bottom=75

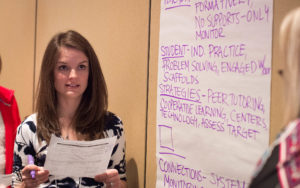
left=0, top=55, right=21, bottom=187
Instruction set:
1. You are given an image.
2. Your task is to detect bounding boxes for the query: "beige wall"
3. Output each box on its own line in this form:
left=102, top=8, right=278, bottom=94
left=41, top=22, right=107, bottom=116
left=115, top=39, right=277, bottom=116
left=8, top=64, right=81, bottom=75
left=35, top=1, right=149, bottom=187
left=2, top=0, right=300, bottom=188
left=0, top=0, right=36, bottom=120
left=1, top=0, right=149, bottom=187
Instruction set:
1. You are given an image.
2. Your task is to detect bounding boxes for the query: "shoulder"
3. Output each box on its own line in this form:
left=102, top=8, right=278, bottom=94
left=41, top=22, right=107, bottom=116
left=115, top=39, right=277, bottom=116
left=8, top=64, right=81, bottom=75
left=17, top=114, right=37, bottom=135
left=14, top=114, right=39, bottom=152
left=276, top=119, right=300, bottom=142
left=0, top=86, right=14, bottom=104
left=104, top=112, right=123, bottom=128
left=103, top=112, right=124, bottom=137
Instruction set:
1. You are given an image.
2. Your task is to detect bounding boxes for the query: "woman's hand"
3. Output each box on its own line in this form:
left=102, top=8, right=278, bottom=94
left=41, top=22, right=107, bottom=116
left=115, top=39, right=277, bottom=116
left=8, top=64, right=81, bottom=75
left=21, top=164, right=49, bottom=188
left=94, top=169, right=124, bottom=188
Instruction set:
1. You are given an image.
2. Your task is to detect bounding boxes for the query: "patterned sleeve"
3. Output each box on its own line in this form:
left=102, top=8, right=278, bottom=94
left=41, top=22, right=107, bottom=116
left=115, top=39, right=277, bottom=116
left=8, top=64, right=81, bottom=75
left=105, top=113, right=126, bottom=181
left=12, top=115, right=39, bottom=186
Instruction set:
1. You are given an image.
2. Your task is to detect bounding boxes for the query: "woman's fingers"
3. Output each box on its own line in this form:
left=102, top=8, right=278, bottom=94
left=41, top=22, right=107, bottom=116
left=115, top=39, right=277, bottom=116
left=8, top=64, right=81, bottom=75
left=36, top=167, right=49, bottom=180
left=94, top=172, right=107, bottom=182
left=21, top=165, right=50, bottom=187
left=22, top=164, right=39, bottom=176
left=105, top=175, right=121, bottom=188
left=94, top=169, right=121, bottom=187
left=22, top=178, right=39, bottom=188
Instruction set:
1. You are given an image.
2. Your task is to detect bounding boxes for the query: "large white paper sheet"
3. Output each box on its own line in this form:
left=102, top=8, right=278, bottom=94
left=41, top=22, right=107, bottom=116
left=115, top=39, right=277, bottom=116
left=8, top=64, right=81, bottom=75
left=156, top=0, right=273, bottom=187
left=44, top=135, right=116, bottom=178
left=0, top=174, right=12, bottom=186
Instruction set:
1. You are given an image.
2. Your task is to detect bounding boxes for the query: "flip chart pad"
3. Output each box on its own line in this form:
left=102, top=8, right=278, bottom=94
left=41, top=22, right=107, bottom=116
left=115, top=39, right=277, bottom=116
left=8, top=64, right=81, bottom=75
left=156, top=0, right=273, bottom=187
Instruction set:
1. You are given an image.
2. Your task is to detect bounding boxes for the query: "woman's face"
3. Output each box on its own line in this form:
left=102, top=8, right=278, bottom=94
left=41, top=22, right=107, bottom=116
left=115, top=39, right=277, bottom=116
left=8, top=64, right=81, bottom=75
left=54, top=47, right=89, bottom=102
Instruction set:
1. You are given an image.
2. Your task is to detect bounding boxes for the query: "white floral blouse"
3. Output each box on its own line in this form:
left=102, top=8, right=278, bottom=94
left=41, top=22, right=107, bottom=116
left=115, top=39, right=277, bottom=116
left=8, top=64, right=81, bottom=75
left=12, top=113, right=126, bottom=187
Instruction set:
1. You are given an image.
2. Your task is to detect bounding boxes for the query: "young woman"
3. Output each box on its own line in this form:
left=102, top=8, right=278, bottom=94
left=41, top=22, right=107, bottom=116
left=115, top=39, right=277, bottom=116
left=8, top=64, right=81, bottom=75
left=249, top=7, right=300, bottom=188
left=12, top=30, right=126, bottom=187
left=0, top=55, right=21, bottom=187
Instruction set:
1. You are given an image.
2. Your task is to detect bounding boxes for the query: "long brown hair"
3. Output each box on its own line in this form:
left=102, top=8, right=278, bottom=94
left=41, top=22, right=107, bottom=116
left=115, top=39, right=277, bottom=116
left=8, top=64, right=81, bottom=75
left=36, top=30, right=108, bottom=143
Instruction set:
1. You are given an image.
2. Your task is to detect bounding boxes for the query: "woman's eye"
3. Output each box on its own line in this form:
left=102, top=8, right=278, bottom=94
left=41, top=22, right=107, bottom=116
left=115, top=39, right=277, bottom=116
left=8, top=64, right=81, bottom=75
left=58, top=65, right=68, bottom=71
left=79, top=64, right=87, bottom=70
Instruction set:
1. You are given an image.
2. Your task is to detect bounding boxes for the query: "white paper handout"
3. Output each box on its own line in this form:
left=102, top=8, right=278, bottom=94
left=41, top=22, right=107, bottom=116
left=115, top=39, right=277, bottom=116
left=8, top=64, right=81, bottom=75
left=44, top=134, right=117, bottom=178
left=0, top=174, right=12, bottom=186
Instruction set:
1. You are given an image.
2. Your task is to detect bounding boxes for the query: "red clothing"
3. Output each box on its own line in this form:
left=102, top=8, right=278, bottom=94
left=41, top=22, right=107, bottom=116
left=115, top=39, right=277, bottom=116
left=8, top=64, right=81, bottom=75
left=0, top=86, right=20, bottom=175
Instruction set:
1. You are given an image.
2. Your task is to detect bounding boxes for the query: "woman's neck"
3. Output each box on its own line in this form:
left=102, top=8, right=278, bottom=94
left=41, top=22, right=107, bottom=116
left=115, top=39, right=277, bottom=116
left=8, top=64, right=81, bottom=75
left=57, top=97, right=81, bottom=122
left=57, top=97, right=81, bottom=140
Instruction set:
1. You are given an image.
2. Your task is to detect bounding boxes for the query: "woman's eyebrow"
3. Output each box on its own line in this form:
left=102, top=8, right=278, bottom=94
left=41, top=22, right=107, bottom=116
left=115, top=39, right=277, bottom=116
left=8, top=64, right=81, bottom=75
left=79, top=60, right=89, bottom=64
left=56, top=61, right=67, bottom=64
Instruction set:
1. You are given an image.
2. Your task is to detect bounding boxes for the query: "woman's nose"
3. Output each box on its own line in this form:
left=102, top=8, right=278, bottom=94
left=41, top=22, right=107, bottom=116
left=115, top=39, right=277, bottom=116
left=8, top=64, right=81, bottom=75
left=69, top=69, right=77, bottom=78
